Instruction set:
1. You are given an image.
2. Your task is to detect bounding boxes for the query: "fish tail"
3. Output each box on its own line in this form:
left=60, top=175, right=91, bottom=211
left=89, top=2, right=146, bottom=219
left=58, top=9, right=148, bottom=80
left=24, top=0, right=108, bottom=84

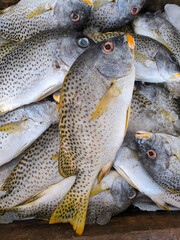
left=49, top=174, right=93, bottom=235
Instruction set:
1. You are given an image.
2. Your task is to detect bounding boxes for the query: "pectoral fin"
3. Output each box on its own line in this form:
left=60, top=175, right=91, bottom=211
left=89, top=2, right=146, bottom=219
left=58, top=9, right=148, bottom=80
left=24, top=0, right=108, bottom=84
left=90, top=184, right=110, bottom=197
left=97, top=160, right=114, bottom=184
left=0, top=120, right=29, bottom=134
left=27, top=1, right=53, bottom=19
left=91, top=83, right=121, bottom=121
left=124, top=105, right=130, bottom=137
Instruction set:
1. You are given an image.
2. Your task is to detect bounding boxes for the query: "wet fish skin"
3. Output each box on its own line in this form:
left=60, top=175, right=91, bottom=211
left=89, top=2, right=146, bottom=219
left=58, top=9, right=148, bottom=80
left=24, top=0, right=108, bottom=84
left=113, top=147, right=180, bottom=209
left=49, top=34, right=135, bottom=235
left=0, top=30, right=94, bottom=114
left=90, top=31, right=180, bottom=83
left=136, top=131, right=180, bottom=193
left=0, top=0, right=92, bottom=41
left=0, top=100, right=58, bottom=166
left=0, top=123, right=62, bottom=209
left=85, top=0, right=146, bottom=33
left=0, top=40, right=22, bottom=62
left=0, top=171, right=137, bottom=225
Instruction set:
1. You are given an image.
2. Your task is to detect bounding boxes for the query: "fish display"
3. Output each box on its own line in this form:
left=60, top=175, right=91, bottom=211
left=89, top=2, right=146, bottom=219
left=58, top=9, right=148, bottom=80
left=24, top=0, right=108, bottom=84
left=0, top=0, right=92, bottom=41
left=85, top=0, right=146, bottom=32
left=89, top=31, right=180, bottom=83
left=113, top=146, right=180, bottom=209
left=49, top=34, right=135, bottom=235
left=0, top=171, right=137, bottom=224
left=136, top=131, right=180, bottom=193
left=0, top=31, right=93, bottom=114
left=0, top=100, right=58, bottom=166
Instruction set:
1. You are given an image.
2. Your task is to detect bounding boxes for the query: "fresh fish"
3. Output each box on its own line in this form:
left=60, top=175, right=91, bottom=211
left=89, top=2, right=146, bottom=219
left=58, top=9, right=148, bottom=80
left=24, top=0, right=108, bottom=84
left=133, top=12, right=180, bottom=97
left=49, top=34, right=135, bottom=235
left=113, top=147, right=180, bottom=209
left=90, top=31, right=180, bottom=83
left=133, top=193, right=180, bottom=212
left=0, top=123, right=63, bottom=209
left=85, top=0, right=146, bottom=33
left=0, top=30, right=94, bottom=114
left=0, top=100, right=58, bottom=166
left=0, top=171, right=137, bottom=224
left=0, top=0, right=92, bottom=41
left=124, top=83, right=180, bottom=150
left=136, top=131, right=180, bottom=193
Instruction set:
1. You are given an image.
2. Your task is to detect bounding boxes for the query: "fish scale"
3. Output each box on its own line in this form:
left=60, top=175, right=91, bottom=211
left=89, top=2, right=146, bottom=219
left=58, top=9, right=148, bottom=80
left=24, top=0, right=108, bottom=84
left=0, top=123, right=63, bottom=209
left=49, top=35, right=135, bottom=235
left=0, top=30, right=93, bottom=114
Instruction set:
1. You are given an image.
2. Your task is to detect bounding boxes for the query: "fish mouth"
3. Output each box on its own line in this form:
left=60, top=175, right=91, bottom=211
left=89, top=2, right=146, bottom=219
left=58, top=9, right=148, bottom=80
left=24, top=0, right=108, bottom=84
left=135, top=131, right=153, bottom=139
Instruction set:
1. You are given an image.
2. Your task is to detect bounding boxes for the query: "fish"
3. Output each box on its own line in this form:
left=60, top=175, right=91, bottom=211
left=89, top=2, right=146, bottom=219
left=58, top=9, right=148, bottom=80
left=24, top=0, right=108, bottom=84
left=89, top=31, right=180, bottom=83
left=85, top=0, right=146, bottom=33
left=0, top=171, right=137, bottom=224
left=132, top=12, right=180, bottom=97
left=49, top=34, right=135, bottom=235
left=113, top=146, right=180, bottom=209
left=0, top=0, right=92, bottom=41
left=0, top=100, right=58, bottom=166
left=136, top=131, right=180, bottom=193
left=0, top=40, right=22, bottom=62
left=0, top=30, right=94, bottom=114
left=124, top=82, right=180, bottom=150
left=0, top=123, right=63, bottom=209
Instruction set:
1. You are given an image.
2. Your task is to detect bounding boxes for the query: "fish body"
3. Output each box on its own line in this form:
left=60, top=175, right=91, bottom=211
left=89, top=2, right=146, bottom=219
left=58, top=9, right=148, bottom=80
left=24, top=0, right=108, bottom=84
left=90, top=31, right=180, bottom=83
left=0, top=123, right=63, bottom=209
left=114, top=147, right=180, bottom=209
left=49, top=35, right=135, bottom=235
left=0, top=100, right=58, bottom=166
left=0, top=0, right=92, bottom=41
left=136, top=131, right=180, bottom=193
left=0, top=30, right=93, bottom=114
left=0, top=171, right=137, bottom=225
left=124, top=83, right=180, bottom=150
left=85, top=0, right=146, bottom=33
left=0, top=40, right=22, bottom=62
left=133, top=13, right=180, bottom=97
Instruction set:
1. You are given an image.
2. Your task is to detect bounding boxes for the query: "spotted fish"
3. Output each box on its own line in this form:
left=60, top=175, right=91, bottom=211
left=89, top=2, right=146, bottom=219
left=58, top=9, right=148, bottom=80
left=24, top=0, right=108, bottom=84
left=0, top=31, right=93, bottom=114
left=0, top=0, right=92, bottom=41
left=0, top=100, right=58, bottom=166
left=136, top=131, right=180, bottom=193
left=0, top=171, right=137, bottom=225
left=90, top=31, right=180, bottom=83
left=49, top=34, right=135, bottom=235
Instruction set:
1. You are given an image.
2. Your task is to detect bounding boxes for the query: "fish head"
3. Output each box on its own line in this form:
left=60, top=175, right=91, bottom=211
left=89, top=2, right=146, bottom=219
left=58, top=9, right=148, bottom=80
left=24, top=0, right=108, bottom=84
left=135, top=131, right=173, bottom=174
left=91, top=34, right=135, bottom=80
left=117, top=0, right=146, bottom=24
left=111, top=175, right=137, bottom=208
left=155, top=46, right=180, bottom=82
left=54, top=0, right=92, bottom=31
left=58, top=31, right=95, bottom=67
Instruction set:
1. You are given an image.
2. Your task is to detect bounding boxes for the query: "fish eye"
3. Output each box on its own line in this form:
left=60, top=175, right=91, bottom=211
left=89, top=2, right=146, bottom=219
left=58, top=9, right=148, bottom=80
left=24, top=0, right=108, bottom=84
left=78, top=38, right=89, bottom=48
left=127, top=189, right=137, bottom=200
left=147, top=149, right=157, bottom=159
left=170, top=55, right=178, bottom=63
left=131, top=6, right=139, bottom=15
left=70, top=12, right=80, bottom=22
left=102, top=41, right=114, bottom=53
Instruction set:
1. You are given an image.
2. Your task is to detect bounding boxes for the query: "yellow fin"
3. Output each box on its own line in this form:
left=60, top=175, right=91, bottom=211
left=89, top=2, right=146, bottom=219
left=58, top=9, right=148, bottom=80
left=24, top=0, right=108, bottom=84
left=27, top=2, right=53, bottom=19
left=58, top=137, right=77, bottom=178
left=124, top=105, right=130, bottom=137
left=91, top=82, right=121, bottom=121
left=53, top=94, right=60, bottom=103
left=50, top=153, right=59, bottom=160
left=0, top=41, right=11, bottom=48
left=97, top=160, right=113, bottom=184
left=0, top=120, right=29, bottom=134
left=90, top=184, right=110, bottom=197
left=154, top=200, right=169, bottom=211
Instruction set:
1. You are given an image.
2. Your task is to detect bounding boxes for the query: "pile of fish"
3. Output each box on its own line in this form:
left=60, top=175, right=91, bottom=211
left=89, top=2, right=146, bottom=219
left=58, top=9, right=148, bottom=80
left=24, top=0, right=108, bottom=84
left=0, top=0, right=180, bottom=235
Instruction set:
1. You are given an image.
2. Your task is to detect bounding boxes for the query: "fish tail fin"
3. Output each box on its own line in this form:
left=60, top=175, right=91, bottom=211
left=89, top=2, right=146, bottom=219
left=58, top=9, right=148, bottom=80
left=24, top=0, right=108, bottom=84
left=49, top=176, right=92, bottom=235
